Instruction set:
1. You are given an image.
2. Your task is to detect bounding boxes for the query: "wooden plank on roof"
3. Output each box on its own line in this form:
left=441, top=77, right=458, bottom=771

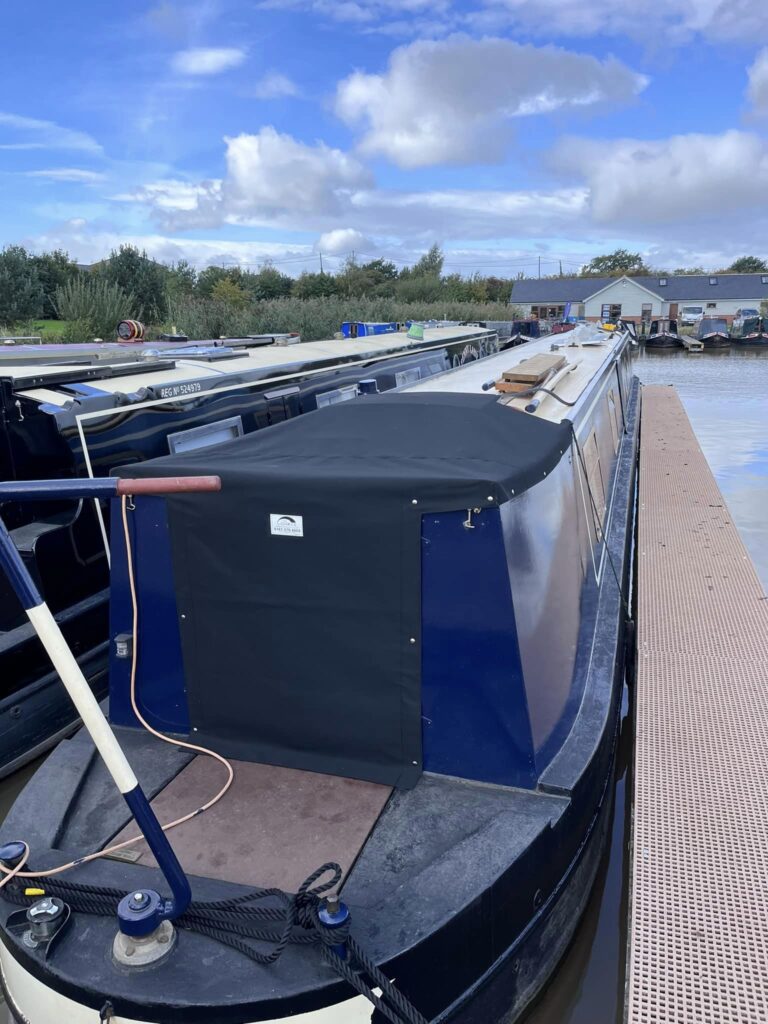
left=501, top=353, right=566, bottom=384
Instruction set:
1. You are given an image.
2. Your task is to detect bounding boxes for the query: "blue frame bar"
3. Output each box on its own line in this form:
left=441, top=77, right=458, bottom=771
left=0, top=479, right=119, bottom=502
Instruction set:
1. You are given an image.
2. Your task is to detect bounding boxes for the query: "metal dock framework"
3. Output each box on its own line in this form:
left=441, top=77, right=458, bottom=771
left=626, top=385, right=768, bottom=1023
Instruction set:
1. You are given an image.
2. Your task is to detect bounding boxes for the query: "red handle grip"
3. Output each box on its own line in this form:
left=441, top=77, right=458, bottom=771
left=116, top=476, right=222, bottom=496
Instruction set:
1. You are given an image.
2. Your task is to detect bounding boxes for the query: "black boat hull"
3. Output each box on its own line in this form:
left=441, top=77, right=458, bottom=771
left=644, top=333, right=681, bottom=348
left=699, top=333, right=730, bottom=348
left=732, top=334, right=768, bottom=346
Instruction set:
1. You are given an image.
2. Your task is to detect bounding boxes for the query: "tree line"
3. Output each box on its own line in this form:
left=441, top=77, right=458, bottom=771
left=0, top=243, right=517, bottom=329
left=579, top=249, right=768, bottom=277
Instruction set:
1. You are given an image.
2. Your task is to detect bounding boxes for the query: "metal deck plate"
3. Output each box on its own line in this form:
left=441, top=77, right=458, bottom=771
left=627, top=386, right=768, bottom=1023
left=112, top=758, right=392, bottom=891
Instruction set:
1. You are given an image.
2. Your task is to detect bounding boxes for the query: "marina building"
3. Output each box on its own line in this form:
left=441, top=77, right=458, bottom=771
left=510, top=272, right=768, bottom=326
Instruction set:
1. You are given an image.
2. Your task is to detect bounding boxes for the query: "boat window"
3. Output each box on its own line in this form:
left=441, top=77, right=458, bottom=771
left=167, top=415, right=244, bottom=454
left=315, top=385, right=358, bottom=408
left=607, top=390, right=620, bottom=453
left=579, top=429, right=606, bottom=546
left=395, top=367, right=422, bottom=387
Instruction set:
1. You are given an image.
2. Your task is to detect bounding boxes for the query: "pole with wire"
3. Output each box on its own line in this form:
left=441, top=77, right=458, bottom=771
left=0, top=475, right=220, bottom=950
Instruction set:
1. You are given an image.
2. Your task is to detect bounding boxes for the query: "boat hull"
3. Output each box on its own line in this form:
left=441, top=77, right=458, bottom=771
left=699, top=332, right=730, bottom=348
left=0, top=354, right=639, bottom=1024
left=644, top=333, right=681, bottom=348
left=732, top=333, right=768, bottom=346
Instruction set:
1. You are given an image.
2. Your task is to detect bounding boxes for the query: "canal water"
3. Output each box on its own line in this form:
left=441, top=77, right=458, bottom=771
left=1, top=345, right=766, bottom=1023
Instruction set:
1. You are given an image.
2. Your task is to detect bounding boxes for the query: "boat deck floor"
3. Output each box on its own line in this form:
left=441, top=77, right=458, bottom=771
left=112, top=757, right=392, bottom=890
left=627, top=386, right=768, bottom=1023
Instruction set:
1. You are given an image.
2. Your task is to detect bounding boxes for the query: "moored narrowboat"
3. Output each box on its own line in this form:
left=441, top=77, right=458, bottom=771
left=0, top=323, right=639, bottom=1024
left=0, top=325, right=498, bottom=778
left=644, top=318, right=682, bottom=348
left=731, top=315, right=768, bottom=346
left=693, top=316, right=730, bottom=348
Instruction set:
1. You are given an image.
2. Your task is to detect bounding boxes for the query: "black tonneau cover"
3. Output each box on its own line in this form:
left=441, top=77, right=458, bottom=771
left=116, top=393, right=571, bottom=788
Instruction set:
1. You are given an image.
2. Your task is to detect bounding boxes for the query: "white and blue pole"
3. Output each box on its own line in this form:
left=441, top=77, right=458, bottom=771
left=0, top=475, right=220, bottom=935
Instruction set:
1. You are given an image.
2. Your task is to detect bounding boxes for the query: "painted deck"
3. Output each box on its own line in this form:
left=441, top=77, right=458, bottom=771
left=626, top=385, right=768, bottom=1023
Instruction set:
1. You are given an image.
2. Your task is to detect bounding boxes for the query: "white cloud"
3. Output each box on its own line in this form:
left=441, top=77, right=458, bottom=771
left=554, top=130, right=768, bottom=226
left=335, top=36, right=647, bottom=168
left=136, top=127, right=373, bottom=230
left=747, top=49, right=768, bottom=115
left=316, top=228, right=372, bottom=254
left=112, top=179, right=222, bottom=211
left=0, top=112, right=102, bottom=154
left=478, top=0, right=768, bottom=42
left=171, top=47, right=247, bottom=75
left=26, top=168, right=106, bottom=184
left=250, top=72, right=299, bottom=99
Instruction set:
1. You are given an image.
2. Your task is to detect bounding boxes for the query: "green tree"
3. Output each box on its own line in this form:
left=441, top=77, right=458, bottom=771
left=725, top=256, right=767, bottom=273
left=97, top=244, right=168, bottom=322
left=210, top=278, right=249, bottom=308
left=410, top=244, right=444, bottom=277
left=672, top=267, right=705, bottom=275
left=485, top=276, right=515, bottom=302
left=164, top=259, right=197, bottom=299
left=196, top=265, right=231, bottom=298
left=0, top=245, right=44, bottom=324
left=293, top=271, right=339, bottom=298
left=582, top=249, right=646, bottom=276
left=32, top=249, right=80, bottom=317
left=247, top=263, right=293, bottom=300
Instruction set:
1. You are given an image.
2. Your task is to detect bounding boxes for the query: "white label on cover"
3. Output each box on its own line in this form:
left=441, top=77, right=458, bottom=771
left=270, top=514, right=304, bottom=537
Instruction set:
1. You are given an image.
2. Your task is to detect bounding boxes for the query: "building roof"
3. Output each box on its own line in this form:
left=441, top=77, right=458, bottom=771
left=510, top=273, right=768, bottom=304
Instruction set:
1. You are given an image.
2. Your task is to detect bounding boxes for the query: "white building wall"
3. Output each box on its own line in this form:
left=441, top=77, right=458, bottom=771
left=584, top=278, right=663, bottom=320
left=676, top=296, right=757, bottom=317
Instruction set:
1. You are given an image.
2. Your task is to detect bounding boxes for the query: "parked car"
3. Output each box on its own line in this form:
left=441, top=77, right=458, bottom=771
left=680, top=306, right=704, bottom=325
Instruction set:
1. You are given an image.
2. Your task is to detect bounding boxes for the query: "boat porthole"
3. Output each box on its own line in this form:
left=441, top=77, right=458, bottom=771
left=533, top=889, right=543, bottom=909
left=9, top=706, right=21, bottom=719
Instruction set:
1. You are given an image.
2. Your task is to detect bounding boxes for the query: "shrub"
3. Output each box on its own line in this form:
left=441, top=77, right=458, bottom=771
left=54, top=277, right=135, bottom=341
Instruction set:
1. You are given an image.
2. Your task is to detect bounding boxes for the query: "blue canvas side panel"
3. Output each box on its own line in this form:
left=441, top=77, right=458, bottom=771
left=109, top=496, right=190, bottom=734
left=420, top=508, right=536, bottom=788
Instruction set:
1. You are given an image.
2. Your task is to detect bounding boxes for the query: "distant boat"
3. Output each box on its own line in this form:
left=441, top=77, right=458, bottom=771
left=645, top=318, right=682, bottom=349
left=693, top=316, right=730, bottom=349
left=731, top=315, right=768, bottom=346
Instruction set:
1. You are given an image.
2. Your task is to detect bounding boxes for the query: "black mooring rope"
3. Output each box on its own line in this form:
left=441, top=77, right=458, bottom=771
left=2, top=862, right=429, bottom=1024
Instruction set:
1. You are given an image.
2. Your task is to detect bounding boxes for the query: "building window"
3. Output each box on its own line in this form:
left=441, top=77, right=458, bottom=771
left=601, top=303, right=622, bottom=321
left=762, top=275, right=768, bottom=285
left=709, top=277, right=717, bottom=285
left=658, top=278, right=667, bottom=286
left=707, top=302, right=717, bottom=308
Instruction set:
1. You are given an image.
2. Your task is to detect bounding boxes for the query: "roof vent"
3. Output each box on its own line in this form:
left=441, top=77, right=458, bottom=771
left=658, top=278, right=667, bottom=286
left=709, top=276, right=717, bottom=285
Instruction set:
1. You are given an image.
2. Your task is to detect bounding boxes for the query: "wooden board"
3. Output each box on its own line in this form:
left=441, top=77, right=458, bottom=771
left=493, top=380, right=534, bottom=394
left=501, top=353, right=565, bottom=384
left=111, top=758, right=392, bottom=890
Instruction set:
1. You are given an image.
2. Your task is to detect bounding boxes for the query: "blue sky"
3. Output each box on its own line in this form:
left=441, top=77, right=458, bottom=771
left=1, top=0, right=767, bottom=276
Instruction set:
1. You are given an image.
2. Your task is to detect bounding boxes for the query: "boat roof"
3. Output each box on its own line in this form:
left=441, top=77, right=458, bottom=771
left=1, top=326, right=493, bottom=407
left=403, top=322, right=628, bottom=423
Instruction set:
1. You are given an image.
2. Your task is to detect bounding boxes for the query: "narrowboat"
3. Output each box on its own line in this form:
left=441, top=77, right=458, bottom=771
left=0, top=323, right=639, bottom=1024
left=731, top=315, right=768, bottom=346
left=693, top=316, right=730, bottom=348
left=644, top=318, right=681, bottom=348
left=0, top=325, right=497, bottom=778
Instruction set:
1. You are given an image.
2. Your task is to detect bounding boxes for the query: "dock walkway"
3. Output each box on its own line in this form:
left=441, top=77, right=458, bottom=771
left=627, top=385, right=768, bottom=1024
